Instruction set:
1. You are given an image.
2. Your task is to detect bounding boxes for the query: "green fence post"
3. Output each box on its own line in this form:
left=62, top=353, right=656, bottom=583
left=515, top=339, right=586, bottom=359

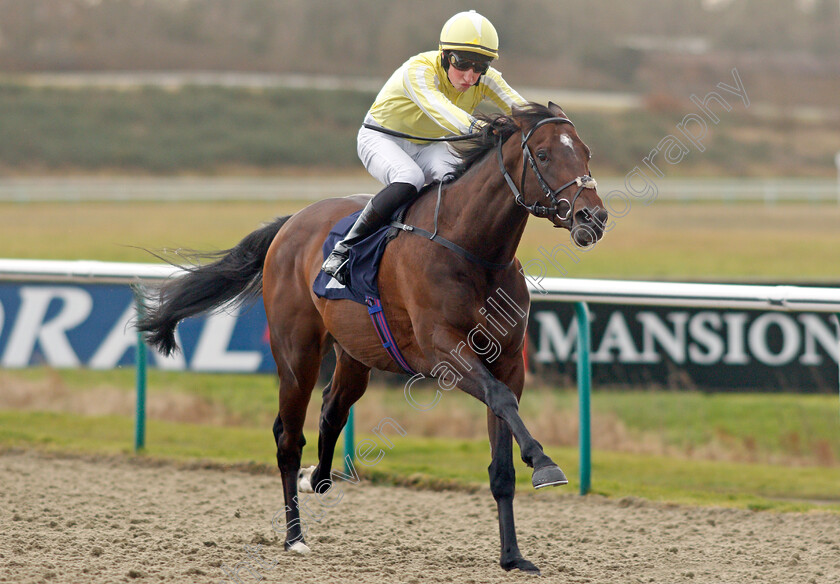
left=344, top=406, right=355, bottom=475
left=574, top=301, right=592, bottom=495
left=834, top=315, right=840, bottom=420
left=134, top=296, right=147, bottom=453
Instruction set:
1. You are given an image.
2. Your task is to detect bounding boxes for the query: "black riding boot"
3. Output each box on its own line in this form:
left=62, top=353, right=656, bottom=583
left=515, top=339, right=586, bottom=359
left=321, top=200, right=384, bottom=285
left=321, top=182, right=418, bottom=285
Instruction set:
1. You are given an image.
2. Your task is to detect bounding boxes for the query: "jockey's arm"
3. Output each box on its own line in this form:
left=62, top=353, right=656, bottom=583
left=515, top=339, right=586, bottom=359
left=480, top=67, right=528, bottom=115
left=401, top=60, right=475, bottom=135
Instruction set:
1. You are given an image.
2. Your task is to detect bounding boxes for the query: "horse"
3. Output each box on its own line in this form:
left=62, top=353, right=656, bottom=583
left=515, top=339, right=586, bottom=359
left=137, top=102, right=607, bottom=575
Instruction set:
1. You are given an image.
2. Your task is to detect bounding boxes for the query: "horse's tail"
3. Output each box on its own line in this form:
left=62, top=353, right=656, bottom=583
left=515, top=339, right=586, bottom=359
left=136, top=215, right=293, bottom=356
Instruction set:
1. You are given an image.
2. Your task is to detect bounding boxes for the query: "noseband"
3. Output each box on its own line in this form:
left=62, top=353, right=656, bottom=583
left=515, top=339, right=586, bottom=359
left=496, top=116, right=597, bottom=228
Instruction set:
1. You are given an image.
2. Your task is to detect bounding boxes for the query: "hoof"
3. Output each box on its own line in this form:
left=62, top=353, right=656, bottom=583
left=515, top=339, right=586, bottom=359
left=501, top=556, right=540, bottom=575
left=286, top=541, right=311, bottom=555
left=298, top=465, right=316, bottom=493
left=532, top=464, right=568, bottom=489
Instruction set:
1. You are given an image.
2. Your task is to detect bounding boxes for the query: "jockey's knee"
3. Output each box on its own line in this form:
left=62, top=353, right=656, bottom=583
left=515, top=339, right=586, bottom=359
left=371, top=182, right=420, bottom=218
left=426, top=160, right=458, bottom=185
left=389, top=167, right=426, bottom=192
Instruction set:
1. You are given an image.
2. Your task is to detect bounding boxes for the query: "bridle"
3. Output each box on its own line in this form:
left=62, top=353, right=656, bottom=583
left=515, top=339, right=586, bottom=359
left=365, top=114, right=600, bottom=270
left=496, top=116, right=597, bottom=229
left=363, top=117, right=597, bottom=229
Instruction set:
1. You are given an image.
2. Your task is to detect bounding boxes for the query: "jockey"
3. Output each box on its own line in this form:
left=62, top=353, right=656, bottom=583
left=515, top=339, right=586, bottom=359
left=321, top=10, right=527, bottom=285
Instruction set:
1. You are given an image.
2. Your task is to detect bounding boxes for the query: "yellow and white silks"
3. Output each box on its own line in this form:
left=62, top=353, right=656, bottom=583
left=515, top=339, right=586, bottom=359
left=368, top=50, right=524, bottom=140
left=358, top=51, right=526, bottom=190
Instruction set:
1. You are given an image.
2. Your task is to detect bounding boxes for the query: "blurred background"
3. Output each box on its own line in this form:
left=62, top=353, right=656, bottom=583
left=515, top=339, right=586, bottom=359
left=1, top=0, right=839, bottom=504
left=0, top=0, right=837, bottom=178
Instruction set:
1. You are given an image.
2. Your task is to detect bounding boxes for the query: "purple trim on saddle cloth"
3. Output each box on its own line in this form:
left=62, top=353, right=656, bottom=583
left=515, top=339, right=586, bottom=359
left=365, top=297, right=417, bottom=375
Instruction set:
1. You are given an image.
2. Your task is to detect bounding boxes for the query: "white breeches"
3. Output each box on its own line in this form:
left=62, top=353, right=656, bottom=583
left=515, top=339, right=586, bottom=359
left=357, top=116, right=459, bottom=191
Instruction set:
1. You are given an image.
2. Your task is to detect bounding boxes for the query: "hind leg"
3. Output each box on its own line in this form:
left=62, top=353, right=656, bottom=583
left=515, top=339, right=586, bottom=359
left=270, top=338, right=324, bottom=554
left=304, top=345, right=370, bottom=493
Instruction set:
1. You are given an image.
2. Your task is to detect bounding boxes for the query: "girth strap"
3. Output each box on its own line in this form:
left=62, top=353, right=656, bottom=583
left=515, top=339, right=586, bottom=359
left=388, top=220, right=511, bottom=271
left=365, top=296, right=417, bottom=375
left=386, top=180, right=512, bottom=271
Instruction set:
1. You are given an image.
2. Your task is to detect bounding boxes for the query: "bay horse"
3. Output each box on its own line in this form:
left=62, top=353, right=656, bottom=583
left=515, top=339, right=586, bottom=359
left=137, top=102, right=607, bottom=574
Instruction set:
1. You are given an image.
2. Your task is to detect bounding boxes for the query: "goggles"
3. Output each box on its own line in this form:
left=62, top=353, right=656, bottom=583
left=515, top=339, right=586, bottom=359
left=447, top=52, right=490, bottom=75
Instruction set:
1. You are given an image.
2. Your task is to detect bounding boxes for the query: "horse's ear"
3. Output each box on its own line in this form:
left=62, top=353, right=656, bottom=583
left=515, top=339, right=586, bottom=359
left=509, top=103, right=527, bottom=130
left=548, top=101, right=566, bottom=117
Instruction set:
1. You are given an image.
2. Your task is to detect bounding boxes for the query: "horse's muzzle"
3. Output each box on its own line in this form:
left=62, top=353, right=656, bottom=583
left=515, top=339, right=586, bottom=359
left=570, top=207, right=609, bottom=248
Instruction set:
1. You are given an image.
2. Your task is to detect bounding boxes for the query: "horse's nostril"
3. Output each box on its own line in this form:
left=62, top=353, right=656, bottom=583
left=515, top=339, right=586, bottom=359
left=575, top=209, right=592, bottom=224
left=571, top=223, right=600, bottom=248
left=576, top=207, right=609, bottom=227
left=595, top=208, right=609, bottom=225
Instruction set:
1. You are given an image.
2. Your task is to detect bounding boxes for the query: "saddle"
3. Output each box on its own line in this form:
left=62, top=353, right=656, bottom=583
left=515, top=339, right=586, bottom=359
left=313, top=205, right=417, bottom=374
left=313, top=181, right=511, bottom=304
left=312, top=206, right=406, bottom=305
left=312, top=185, right=510, bottom=376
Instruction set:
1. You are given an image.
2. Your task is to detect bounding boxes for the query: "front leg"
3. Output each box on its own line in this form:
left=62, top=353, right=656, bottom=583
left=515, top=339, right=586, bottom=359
left=421, top=317, right=566, bottom=574
left=488, top=409, right=540, bottom=574
left=454, top=353, right=566, bottom=487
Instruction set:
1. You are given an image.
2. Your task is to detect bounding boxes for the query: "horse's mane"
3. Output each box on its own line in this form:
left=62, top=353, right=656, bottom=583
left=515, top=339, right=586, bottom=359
left=450, top=102, right=556, bottom=180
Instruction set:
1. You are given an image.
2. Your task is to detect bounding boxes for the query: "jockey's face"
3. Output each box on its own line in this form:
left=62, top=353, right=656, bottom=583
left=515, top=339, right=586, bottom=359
left=447, top=65, right=481, bottom=92
left=444, top=51, right=488, bottom=92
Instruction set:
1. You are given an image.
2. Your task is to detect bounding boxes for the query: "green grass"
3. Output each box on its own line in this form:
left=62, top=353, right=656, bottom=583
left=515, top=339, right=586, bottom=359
left=3, top=367, right=281, bottom=425
left=369, top=436, right=840, bottom=512
left=5, top=368, right=839, bottom=463
left=3, top=200, right=840, bottom=279
left=0, top=410, right=270, bottom=461
left=519, top=201, right=840, bottom=280
left=8, top=368, right=838, bottom=465
left=0, top=84, right=375, bottom=173
left=1, top=409, right=838, bottom=513
left=0, top=83, right=836, bottom=178
left=0, top=201, right=307, bottom=263
left=585, top=391, right=840, bottom=463
left=3, top=368, right=840, bottom=511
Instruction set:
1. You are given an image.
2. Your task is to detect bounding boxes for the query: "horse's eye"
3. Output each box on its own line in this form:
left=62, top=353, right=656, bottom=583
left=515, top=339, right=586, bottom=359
left=536, top=151, right=548, bottom=162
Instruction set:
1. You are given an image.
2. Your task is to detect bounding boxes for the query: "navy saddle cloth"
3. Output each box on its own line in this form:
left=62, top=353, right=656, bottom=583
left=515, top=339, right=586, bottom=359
left=312, top=209, right=402, bottom=304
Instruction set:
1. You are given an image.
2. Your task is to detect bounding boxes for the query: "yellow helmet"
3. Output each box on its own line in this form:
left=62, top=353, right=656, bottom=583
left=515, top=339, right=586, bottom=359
left=439, top=10, right=499, bottom=59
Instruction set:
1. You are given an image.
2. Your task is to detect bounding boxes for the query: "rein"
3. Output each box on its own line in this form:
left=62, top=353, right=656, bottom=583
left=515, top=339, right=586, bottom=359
left=366, top=122, right=512, bottom=270
left=362, top=122, right=476, bottom=142
left=389, top=181, right=511, bottom=271
left=367, top=115, right=597, bottom=269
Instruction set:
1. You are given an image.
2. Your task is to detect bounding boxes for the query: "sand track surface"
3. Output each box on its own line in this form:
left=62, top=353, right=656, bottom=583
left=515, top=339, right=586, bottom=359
left=1, top=450, right=838, bottom=584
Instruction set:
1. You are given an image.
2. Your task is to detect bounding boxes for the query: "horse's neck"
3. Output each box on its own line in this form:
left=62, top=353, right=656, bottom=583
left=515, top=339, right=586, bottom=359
left=419, top=163, right=529, bottom=266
